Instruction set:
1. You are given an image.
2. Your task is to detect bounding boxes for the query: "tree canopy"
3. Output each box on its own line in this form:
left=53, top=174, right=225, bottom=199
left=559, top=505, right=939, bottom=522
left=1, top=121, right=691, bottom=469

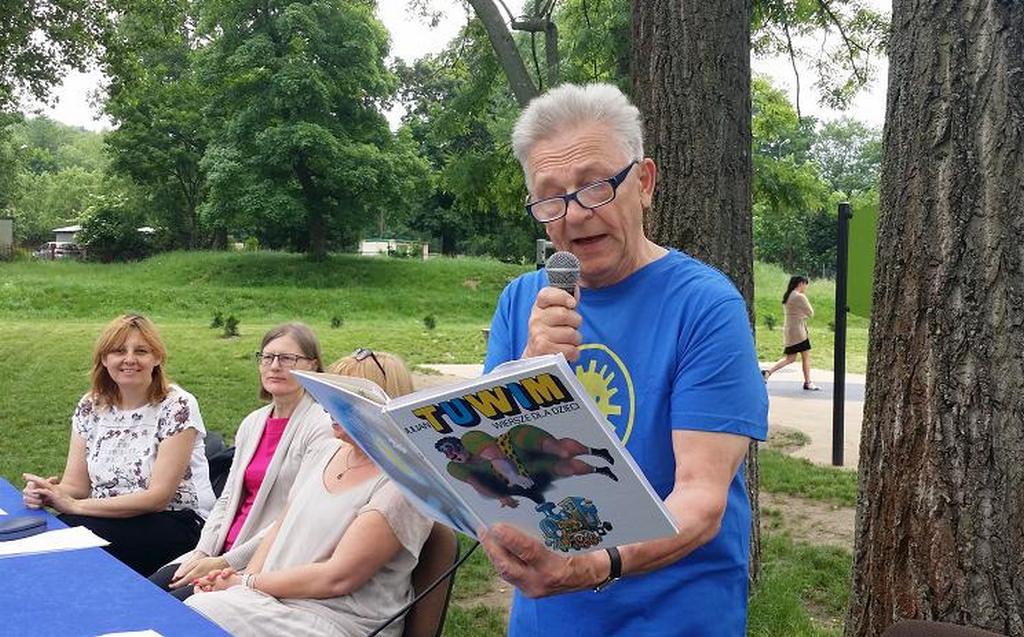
left=196, top=0, right=428, bottom=259
left=0, top=0, right=106, bottom=111
left=4, top=0, right=883, bottom=269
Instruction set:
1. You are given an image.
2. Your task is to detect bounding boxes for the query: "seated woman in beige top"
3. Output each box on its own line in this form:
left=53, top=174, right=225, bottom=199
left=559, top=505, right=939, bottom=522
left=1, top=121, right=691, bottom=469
left=150, top=323, right=334, bottom=597
left=186, top=351, right=433, bottom=637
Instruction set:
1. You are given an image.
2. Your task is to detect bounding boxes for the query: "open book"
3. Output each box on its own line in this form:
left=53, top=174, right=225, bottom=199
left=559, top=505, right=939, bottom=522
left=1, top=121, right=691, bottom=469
left=292, top=355, right=678, bottom=553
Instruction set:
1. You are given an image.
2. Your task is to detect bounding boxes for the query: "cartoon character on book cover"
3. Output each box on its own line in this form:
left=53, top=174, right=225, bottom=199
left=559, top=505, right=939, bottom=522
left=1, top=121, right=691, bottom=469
left=433, top=425, right=617, bottom=551
left=434, top=425, right=617, bottom=506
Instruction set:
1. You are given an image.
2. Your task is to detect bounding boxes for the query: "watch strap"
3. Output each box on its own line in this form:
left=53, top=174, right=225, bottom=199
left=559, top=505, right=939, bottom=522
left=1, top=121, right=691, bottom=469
left=593, top=546, right=622, bottom=592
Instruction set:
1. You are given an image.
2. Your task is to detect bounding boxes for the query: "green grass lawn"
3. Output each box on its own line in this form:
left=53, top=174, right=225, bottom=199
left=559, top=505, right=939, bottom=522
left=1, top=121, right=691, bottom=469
left=759, top=449, right=859, bottom=507
left=748, top=533, right=851, bottom=637
left=0, top=251, right=858, bottom=636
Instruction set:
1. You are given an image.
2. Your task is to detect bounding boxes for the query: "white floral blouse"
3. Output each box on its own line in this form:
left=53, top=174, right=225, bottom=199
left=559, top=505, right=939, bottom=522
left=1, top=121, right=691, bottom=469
left=72, top=385, right=215, bottom=518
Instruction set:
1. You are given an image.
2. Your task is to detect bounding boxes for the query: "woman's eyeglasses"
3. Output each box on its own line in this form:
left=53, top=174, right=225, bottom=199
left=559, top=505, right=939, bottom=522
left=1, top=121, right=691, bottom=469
left=255, top=352, right=313, bottom=368
left=353, top=348, right=387, bottom=380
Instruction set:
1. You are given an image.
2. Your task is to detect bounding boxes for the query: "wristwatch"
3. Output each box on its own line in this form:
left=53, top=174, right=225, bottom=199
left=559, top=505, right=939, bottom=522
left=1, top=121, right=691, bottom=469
left=593, top=546, right=622, bottom=592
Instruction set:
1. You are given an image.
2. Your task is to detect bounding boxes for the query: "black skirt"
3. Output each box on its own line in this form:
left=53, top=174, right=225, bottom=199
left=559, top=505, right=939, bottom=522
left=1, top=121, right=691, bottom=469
left=784, top=339, right=811, bottom=355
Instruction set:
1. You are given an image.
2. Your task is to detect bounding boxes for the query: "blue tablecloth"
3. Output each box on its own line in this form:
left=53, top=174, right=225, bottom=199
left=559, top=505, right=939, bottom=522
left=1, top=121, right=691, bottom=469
left=0, top=478, right=228, bottom=637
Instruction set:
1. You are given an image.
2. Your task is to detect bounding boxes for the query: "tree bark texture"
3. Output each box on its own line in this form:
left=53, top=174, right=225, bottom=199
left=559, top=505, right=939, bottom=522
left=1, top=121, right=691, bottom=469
left=847, top=2, right=1024, bottom=636
left=631, top=0, right=760, bottom=580
left=632, top=0, right=754, bottom=306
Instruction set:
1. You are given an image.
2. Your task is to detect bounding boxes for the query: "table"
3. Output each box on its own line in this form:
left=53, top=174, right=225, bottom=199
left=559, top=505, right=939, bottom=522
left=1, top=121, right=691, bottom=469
left=0, top=478, right=228, bottom=637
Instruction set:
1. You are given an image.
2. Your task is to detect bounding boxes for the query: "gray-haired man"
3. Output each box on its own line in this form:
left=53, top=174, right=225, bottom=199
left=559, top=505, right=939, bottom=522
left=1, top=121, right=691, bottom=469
left=481, top=83, right=768, bottom=636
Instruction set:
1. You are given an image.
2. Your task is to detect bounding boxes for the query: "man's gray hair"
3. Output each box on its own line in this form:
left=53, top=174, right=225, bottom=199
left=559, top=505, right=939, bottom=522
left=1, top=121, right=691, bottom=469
left=511, top=83, right=644, bottom=172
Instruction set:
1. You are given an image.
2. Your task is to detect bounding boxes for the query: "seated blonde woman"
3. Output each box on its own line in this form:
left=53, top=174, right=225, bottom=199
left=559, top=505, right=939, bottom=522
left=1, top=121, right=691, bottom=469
left=22, top=314, right=214, bottom=575
left=328, top=347, right=414, bottom=397
left=150, top=323, right=334, bottom=598
left=186, top=351, right=432, bottom=637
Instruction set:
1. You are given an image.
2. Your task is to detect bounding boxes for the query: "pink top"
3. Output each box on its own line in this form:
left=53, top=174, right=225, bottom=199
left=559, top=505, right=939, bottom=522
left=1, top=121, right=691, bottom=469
left=223, top=416, right=290, bottom=551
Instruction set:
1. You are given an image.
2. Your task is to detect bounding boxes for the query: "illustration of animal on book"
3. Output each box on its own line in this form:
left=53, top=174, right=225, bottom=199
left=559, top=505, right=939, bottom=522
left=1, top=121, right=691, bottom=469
left=293, top=355, right=677, bottom=553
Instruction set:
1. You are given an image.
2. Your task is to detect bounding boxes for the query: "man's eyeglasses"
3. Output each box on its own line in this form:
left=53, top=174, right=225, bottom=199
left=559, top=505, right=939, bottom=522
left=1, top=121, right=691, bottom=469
left=255, top=352, right=313, bottom=368
left=353, top=348, right=387, bottom=380
left=525, top=160, right=639, bottom=223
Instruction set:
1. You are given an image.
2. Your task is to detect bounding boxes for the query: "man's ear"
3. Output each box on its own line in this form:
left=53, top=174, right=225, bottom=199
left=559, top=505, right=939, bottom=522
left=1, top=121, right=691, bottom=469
left=638, top=158, right=657, bottom=208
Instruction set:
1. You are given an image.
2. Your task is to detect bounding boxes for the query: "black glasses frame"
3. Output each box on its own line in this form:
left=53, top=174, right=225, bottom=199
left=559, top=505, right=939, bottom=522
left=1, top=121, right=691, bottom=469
left=353, top=348, right=387, bottom=380
left=525, top=160, right=639, bottom=224
left=255, top=351, right=314, bottom=368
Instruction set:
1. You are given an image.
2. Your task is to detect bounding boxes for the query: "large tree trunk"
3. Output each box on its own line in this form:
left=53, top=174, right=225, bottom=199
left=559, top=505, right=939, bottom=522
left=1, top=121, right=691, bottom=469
left=631, top=0, right=760, bottom=578
left=846, top=2, right=1024, bottom=636
left=295, top=161, right=328, bottom=261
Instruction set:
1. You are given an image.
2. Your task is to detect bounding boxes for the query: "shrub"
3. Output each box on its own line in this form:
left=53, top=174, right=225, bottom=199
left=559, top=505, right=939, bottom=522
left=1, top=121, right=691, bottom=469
left=423, top=314, right=436, bottom=330
left=223, top=315, right=239, bottom=338
left=331, top=316, right=343, bottom=329
left=210, top=312, right=224, bottom=329
left=764, top=314, right=777, bottom=331
left=76, top=193, right=151, bottom=263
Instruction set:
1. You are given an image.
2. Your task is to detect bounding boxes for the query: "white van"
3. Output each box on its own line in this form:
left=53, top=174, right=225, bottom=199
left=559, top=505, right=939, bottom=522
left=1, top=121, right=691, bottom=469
left=32, top=241, right=83, bottom=260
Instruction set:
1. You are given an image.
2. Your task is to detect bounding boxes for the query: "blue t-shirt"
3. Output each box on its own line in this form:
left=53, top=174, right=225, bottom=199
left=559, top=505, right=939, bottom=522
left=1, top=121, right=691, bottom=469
left=484, top=249, right=768, bottom=637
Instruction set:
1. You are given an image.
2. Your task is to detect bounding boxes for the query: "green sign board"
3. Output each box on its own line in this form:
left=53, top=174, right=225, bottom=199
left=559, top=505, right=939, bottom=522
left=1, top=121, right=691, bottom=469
left=847, top=199, right=878, bottom=318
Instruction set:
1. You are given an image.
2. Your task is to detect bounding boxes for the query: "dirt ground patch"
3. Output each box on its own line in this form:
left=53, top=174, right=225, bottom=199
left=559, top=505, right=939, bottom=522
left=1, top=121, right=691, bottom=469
left=762, top=424, right=855, bottom=549
left=766, top=425, right=812, bottom=454
left=761, top=491, right=854, bottom=550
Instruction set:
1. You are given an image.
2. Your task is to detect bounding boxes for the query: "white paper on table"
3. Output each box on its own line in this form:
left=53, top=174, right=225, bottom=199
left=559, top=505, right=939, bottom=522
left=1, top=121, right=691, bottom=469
left=95, top=631, right=165, bottom=637
left=0, top=525, right=109, bottom=558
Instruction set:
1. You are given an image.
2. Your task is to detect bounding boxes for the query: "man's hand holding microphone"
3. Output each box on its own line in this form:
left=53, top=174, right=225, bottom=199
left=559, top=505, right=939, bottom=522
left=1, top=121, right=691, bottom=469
left=522, top=251, right=582, bottom=362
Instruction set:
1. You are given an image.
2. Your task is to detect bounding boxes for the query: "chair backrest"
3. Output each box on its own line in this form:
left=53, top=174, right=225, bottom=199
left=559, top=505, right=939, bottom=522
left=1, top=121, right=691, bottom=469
left=204, top=431, right=226, bottom=459
left=403, top=523, right=460, bottom=637
left=203, top=431, right=235, bottom=498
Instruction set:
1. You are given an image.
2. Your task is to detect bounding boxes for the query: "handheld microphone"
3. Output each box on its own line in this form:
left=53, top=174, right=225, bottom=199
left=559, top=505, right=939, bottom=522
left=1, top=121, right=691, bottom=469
left=545, top=251, right=581, bottom=296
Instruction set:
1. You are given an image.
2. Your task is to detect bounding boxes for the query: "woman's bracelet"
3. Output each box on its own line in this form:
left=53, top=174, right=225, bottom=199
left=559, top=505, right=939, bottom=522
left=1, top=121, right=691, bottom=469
left=242, top=573, right=257, bottom=590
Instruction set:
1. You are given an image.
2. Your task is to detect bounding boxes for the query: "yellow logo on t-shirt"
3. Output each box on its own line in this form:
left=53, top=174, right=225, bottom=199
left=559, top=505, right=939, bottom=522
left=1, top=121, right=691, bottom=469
left=575, top=344, right=635, bottom=445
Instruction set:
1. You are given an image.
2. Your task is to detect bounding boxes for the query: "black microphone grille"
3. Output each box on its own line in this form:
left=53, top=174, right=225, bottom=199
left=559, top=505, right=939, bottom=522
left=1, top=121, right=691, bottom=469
left=545, top=251, right=580, bottom=293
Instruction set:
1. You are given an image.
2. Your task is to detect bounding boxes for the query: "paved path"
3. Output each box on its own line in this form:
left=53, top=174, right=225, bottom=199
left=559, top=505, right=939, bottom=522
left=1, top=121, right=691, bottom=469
left=417, top=363, right=864, bottom=469
left=761, top=365, right=864, bottom=469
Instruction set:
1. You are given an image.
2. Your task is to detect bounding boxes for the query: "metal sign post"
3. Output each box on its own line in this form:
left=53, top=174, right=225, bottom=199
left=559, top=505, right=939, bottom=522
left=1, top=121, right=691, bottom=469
left=833, top=202, right=852, bottom=467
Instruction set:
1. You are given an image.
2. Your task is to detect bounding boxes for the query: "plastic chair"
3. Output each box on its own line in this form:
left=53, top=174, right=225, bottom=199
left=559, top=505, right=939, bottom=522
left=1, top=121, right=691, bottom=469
left=883, top=620, right=1007, bottom=637
left=403, top=523, right=460, bottom=637
left=203, top=431, right=235, bottom=498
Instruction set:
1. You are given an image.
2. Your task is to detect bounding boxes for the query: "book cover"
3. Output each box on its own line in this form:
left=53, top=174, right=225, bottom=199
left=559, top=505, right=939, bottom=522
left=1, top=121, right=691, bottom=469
left=294, top=355, right=678, bottom=553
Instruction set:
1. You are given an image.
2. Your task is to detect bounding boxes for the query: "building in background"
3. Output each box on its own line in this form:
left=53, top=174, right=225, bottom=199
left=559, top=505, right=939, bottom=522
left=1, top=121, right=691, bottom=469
left=52, top=225, right=82, bottom=243
left=358, top=238, right=428, bottom=259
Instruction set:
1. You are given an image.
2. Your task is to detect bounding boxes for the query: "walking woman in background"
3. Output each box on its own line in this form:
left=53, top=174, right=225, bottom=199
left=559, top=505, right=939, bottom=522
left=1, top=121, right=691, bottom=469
left=21, top=314, right=215, bottom=575
left=763, top=275, right=820, bottom=390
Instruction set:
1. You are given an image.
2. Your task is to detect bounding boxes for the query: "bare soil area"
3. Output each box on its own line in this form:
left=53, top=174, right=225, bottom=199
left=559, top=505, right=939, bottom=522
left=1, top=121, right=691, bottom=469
left=761, top=492, right=854, bottom=550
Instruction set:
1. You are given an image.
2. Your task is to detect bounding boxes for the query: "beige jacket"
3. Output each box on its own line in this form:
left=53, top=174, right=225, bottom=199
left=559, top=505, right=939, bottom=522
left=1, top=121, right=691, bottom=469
left=783, top=291, right=814, bottom=347
left=171, top=392, right=333, bottom=569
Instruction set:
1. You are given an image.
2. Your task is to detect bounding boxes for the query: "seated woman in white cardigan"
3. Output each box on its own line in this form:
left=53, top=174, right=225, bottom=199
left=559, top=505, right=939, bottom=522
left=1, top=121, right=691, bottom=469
left=186, top=351, right=432, bottom=637
left=149, top=323, right=334, bottom=598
